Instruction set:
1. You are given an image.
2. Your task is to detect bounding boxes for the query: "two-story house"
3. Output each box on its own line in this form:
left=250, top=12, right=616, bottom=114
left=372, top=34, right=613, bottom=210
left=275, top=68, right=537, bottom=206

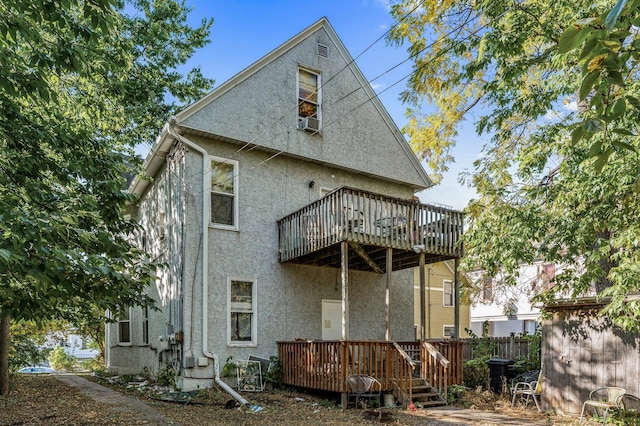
left=105, top=18, right=463, bottom=405
left=413, top=260, right=470, bottom=339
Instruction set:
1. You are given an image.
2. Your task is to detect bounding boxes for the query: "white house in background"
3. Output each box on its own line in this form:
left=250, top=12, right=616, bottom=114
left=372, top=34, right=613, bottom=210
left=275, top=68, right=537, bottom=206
left=468, top=261, right=557, bottom=337
left=44, top=331, right=99, bottom=360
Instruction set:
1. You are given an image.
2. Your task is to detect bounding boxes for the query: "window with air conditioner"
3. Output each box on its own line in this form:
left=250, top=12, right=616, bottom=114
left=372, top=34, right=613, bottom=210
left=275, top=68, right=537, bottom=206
left=298, top=67, right=321, bottom=132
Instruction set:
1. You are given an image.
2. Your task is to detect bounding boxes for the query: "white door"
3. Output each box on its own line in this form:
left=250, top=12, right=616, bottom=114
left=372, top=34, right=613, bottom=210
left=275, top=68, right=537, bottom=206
left=321, top=300, right=342, bottom=340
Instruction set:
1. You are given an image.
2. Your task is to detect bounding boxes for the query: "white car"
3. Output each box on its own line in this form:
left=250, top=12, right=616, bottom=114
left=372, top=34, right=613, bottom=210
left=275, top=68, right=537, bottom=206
left=18, top=366, right=56, bottom=374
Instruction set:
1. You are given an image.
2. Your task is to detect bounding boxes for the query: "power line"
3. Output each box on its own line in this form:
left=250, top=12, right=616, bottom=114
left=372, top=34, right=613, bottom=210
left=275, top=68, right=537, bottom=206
left=137, top=4, right=429, bottom=193
left=139, top=6, right=493, bottom=203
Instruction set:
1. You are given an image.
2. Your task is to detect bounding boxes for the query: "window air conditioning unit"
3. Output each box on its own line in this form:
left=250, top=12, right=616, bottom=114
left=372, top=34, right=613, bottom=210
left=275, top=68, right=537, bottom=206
left=299, top=116, right=320, bottom=132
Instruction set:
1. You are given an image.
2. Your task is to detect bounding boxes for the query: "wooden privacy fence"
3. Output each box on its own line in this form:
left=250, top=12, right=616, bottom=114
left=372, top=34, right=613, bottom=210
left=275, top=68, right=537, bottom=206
left=461, top=336, right=535, bottom=362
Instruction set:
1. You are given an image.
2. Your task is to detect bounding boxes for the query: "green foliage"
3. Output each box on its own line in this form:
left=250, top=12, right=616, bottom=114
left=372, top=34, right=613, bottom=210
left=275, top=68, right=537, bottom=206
left=0, top=0, right=214, bottom=391
left=447, top=384, right=467, bottom=405
left=48, top=346, right=77, bottom=372
left=9, top=335, right=46, bottom=374
left=610, top=407, right=640, bottom=425
left=90, top=361, right=109, bottom=377
left=389, top=0, right=640, bottom=331
left=264, top=356, right=284, bottom=390
left=512, top=327, right=542, bottom=373
left=462, top=326, right=494, bottom=389
left=221, top=356, right=236, bottom=378
left=8, top=320, right=62, bottom=372
left=157, top=362, right=178, bottom=389
left=0, top=0, right=213, bottom=325
left=81, top=356, right=104, bottom=373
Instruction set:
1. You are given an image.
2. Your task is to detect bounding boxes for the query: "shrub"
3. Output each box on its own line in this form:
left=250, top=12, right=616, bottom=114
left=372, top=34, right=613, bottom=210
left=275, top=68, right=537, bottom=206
left=264, top=356, right=284, bottom=389
left=48, top=346, right=78, bottom=372
left=462, top=325, right=494, bottom=389
left=157, top=362, right=178, bottom=389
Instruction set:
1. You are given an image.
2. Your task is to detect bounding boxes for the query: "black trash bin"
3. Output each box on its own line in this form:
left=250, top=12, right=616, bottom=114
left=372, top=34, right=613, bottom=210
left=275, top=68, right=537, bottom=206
left=487, top=358, right=514, bottom=394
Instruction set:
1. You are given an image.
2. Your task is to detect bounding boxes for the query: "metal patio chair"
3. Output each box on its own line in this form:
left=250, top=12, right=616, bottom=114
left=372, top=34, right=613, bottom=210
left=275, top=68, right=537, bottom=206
left=580, top=386, right=626, bottom=424
left=510, top=370, right=542, bottom=412
left=347, top=375, right=382, bottom=408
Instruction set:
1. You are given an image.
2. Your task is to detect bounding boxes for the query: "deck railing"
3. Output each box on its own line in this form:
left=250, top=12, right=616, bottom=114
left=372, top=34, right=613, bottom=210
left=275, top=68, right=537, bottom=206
left=277, top=340, right=415, bottom=398
left=278, top=187, right=464, bottom=262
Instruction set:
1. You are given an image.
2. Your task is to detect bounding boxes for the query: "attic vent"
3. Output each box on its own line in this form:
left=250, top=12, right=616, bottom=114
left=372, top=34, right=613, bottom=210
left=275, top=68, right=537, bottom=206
left=317, top=43, right=328, bottom=58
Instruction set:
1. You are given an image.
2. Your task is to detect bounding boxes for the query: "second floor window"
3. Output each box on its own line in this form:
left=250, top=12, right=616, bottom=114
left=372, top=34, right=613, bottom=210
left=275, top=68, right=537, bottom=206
left=298, top=68, right=321, bottom=127
left=482, top=274, right=493, bottom=302
left=443, top=280, right=454, bottom=307
left=210, top=157, right=238, bottom=228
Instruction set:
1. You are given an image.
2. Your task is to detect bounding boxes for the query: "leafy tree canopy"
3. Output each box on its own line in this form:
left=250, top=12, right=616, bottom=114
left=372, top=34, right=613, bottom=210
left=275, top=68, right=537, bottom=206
left=0, top=0, right=213, bottom=326
left=389, top=0, right=640, bottom=329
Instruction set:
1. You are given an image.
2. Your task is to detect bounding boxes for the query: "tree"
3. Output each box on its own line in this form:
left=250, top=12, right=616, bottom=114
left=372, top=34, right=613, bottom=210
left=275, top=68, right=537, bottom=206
left=389, top=0, right=640, bottom=329
left=0, top=0, right=214, bottom=394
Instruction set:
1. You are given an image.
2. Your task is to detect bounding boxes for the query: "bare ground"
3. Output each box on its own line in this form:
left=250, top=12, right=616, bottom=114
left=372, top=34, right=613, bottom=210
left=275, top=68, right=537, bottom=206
left=0, top=375, right=589, bottom=425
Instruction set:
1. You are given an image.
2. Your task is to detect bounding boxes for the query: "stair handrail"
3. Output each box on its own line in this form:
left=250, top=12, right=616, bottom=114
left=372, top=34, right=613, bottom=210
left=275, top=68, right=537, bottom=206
left=392, top=342, right=416, bottom=406
left=422, top=341, right=449, bottom=403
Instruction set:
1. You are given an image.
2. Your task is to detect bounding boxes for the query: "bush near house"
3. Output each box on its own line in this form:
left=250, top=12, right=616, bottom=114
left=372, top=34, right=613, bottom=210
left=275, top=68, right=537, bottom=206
left=48, top=346, right=78, bottom=372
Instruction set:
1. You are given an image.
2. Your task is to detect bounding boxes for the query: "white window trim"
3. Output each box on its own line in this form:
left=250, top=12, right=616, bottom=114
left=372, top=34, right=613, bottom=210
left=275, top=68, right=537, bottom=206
left=443, top=279, right=454, bottom=307
left=118, top=306, right=132, bottom=346
left=297, top=66, right=322, bottom=127
left=227, top=277, right=257, bottom=347
left=209, top=155, right=239, bottom=231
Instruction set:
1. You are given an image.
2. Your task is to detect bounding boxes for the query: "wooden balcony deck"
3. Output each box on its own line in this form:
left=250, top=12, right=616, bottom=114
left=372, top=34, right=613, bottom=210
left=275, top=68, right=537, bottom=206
left=278, top=187, right=464, bottom=272
left=277, top=340, right=464, bottom=406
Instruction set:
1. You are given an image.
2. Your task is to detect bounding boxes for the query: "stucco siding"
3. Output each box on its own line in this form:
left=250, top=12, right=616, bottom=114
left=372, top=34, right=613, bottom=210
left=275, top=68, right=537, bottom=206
left=188, top=136, right=417, bottom=362
left=180, top=25, right=429, bottom=190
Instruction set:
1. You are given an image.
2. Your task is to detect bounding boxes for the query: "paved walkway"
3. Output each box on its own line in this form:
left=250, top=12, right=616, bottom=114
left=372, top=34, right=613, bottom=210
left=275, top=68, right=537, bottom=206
left=54, top=374, right=178, bottom=425
left=425, top=406, right=556, bottom=425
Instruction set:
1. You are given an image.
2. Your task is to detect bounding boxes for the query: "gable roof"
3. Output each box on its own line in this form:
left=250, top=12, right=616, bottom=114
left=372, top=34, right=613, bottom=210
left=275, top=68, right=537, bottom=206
left=132, top=17, right=432, bottom=197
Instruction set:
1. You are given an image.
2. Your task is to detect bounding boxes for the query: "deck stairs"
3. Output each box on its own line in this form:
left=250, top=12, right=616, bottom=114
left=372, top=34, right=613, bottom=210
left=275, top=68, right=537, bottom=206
left=392, top=376, right=447, bottom=408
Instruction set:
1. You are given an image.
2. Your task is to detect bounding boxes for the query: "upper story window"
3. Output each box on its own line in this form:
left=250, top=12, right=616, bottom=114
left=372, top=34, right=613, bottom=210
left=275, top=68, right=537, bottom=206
left=210, top=156, right=238, bottom=229
left=482, top=274, right=493, bottom=302
left=443, top=280, right=454, bottom=307
left=298, top=67, right=321, bottom=132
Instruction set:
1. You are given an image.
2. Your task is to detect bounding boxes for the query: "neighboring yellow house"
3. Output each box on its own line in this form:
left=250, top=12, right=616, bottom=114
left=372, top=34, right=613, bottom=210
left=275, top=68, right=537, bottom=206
left=413, top=260, right=470, bottom=339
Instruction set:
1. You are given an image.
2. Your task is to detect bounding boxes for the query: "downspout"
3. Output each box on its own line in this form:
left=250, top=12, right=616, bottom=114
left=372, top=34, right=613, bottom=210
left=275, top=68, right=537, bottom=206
left=167, top=121, right=248, bottom=406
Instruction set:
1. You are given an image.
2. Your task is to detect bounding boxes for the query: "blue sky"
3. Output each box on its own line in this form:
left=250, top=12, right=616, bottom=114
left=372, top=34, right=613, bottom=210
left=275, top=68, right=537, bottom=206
left=173, top=0, right=478, bottom=209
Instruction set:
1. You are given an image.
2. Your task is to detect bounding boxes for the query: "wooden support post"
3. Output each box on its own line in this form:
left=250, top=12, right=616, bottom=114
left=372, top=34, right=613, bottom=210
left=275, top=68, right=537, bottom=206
left=419, top=251, right=426, bottom=341
left=385, top=247, right=392, bottom=341
left=454, top=257, right=460, bottom=340
left=341, top=241, right=349, bottom=340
